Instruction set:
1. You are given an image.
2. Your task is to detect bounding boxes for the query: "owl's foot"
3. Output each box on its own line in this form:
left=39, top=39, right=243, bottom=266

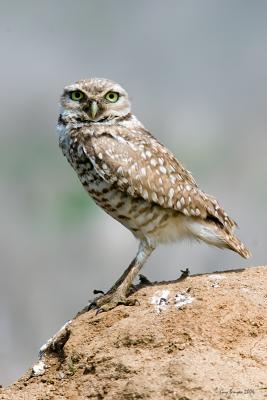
left=88, top=291, right=138, bottom=313
left=138, top=274, right=152, bottom=285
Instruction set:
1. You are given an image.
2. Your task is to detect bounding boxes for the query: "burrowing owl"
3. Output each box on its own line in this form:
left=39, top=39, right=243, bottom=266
left=57, top=78, right=251, bottom=311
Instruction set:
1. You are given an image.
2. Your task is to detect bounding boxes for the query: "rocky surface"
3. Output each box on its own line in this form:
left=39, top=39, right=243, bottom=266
left=1, top=266, right=267, bottom=400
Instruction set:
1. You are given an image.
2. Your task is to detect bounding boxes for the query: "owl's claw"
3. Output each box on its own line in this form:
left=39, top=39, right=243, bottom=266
left=178, top=268, right=190, bottom=280
left=87, top=301, right=98, bottom=311
left=93, top=289, right=105, bottom=295
left=139, top=274, right=152, bottom=285
left=88, top=292, right=139, bottom=314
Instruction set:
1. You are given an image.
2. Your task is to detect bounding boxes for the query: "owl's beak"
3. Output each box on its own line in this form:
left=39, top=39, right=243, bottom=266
left=90, top=101, right=98, bottom=119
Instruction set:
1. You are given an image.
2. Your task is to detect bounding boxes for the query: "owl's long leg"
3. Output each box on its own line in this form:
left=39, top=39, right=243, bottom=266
left=88, top=239, right=155, bottom=312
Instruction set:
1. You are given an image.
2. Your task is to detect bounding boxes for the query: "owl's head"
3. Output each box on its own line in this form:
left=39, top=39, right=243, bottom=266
left=60, top=78, right=131, bottom=123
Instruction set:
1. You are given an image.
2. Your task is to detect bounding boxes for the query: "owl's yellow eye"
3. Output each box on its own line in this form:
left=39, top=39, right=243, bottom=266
left=105, top=91, right=119, bottom=102
left=70, top=90, right=84, bottom=101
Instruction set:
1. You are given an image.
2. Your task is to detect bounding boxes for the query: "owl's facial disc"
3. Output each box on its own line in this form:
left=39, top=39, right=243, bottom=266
left=61, top=78, right=131, bottom=123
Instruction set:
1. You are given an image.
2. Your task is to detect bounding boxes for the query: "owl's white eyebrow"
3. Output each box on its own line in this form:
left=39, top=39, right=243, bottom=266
left=65, top=88, right=85, bottom=94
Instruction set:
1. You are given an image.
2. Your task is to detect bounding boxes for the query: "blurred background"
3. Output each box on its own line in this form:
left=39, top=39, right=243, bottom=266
left=0, top=0, right=266, bottom=386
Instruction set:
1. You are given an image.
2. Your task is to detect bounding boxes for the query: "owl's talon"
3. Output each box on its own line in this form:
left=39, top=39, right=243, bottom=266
left=178, top=268, right=190, bottom=280
left=93, top=289, right=105, bottom=295
left=87, top=301, right=98, bottom=311
left=139, top=274, right=151, bottom=285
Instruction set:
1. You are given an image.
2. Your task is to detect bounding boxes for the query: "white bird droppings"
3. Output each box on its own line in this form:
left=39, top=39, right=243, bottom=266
left=32, top=360, right=46, bottom=376
left=151, top=289, right=194, bottom=313
left=175, top=291, right=194, bottom=309
left=151, top=290, right=170, bottom=314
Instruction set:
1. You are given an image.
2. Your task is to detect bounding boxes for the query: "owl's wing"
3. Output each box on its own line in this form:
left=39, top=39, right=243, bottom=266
left=82, top=126, right=236, bottom=232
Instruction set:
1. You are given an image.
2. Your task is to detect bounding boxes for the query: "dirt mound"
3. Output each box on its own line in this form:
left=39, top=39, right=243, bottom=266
left=1, top=266, right=267, bottom=400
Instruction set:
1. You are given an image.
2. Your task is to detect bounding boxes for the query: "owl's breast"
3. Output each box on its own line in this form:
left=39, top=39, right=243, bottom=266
left=57, top=123, right=184, bottom=243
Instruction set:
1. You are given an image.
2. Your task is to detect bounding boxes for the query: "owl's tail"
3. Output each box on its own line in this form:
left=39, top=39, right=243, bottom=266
left=188, top=220, right=251, bottom=259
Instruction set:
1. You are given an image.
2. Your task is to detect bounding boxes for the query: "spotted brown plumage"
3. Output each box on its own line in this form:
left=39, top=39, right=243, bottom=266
left=57, top=77, right=251, bottom=312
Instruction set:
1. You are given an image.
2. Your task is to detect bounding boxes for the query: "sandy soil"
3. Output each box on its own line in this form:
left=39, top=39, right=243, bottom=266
left=1, top=265, right=267, bottom=400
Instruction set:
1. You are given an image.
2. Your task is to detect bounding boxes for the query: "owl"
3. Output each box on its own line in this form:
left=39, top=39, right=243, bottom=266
left=57, top=78, right=251, bottom=312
